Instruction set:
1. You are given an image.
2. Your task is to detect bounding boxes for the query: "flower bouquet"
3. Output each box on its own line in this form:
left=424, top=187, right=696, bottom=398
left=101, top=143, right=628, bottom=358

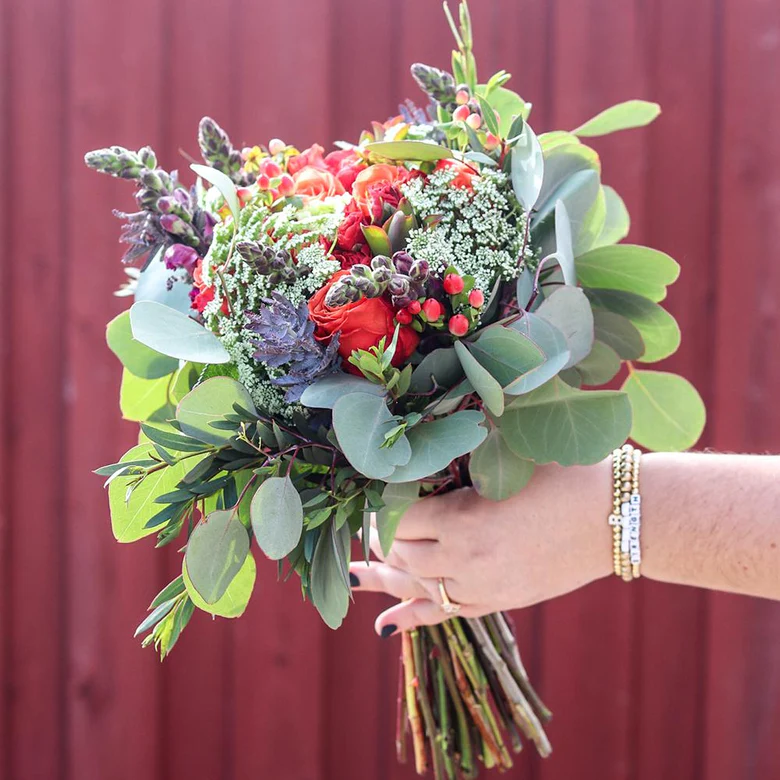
left=86, top=2, right=705, bottom=776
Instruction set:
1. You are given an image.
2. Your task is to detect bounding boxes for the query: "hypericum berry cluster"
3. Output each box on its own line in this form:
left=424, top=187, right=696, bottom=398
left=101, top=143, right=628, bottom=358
left=452, top=88, right=501, bottom=151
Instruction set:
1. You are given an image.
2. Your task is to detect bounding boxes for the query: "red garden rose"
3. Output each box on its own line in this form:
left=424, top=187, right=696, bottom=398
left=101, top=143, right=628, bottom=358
left=287, top=143, right=327, bottom=175
left=337, top=205, right=370, bottom=250
left=292, top=166, right=345, bottom=200
left=352, top=164, right=409, bottom=217
left=308, top=271, right=419, bottom=374
left=325, top=149, right=367, bottom=191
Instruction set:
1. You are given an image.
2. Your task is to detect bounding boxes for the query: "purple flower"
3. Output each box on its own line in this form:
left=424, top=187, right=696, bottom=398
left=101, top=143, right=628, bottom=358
left=164, top=243, right=199, bottom=273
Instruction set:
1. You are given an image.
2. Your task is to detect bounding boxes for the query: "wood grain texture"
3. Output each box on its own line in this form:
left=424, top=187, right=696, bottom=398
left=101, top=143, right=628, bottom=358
left=4, top=1, right=780, bottom=779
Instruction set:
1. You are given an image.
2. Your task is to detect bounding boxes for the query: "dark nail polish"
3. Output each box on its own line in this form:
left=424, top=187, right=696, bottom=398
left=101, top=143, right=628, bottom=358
left=349, top=572, right=360, bottom=587
left=380, top=624, right=397, bottom=639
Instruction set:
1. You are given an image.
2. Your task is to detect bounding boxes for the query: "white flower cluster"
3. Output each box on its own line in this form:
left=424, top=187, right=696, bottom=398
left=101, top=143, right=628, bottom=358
left=199, top=194, right=344, bottom=414
left=400, top=167, right=534, bottom=292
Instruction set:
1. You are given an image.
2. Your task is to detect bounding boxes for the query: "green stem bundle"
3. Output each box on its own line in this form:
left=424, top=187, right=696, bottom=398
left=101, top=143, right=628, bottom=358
left=398, top=612, right=551, bottom=778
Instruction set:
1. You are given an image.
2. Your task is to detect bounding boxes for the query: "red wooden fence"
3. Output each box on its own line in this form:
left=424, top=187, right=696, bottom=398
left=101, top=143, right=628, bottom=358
left=2, top=1, right=780, bottom=778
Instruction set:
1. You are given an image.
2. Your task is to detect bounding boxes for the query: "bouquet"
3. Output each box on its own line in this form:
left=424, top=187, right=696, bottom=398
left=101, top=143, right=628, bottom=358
left=85, top=2, right=705, bottom=776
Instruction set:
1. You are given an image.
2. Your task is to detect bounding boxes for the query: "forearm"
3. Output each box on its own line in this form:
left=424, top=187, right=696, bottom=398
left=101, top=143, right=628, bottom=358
left=640, top=452, right=780, bottom=599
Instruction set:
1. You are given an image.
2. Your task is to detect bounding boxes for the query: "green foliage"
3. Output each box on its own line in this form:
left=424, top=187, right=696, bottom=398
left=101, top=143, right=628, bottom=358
left=509, top=120, right=544, bottom=212
left=592, top=310, right=645, bottom=361
left=454, top=341, right=504, bottom=416
left=468, top=427, right=535, bottom=501
left=348, top=332, right=413, bottom=400
left=120, top=369, right=172, bottom=422
left=535, top=286, right=595, bottom=368
left=106, top=310, right=178, bottom=378
left=299, top=373, right=385, bottom=409
left=176, top=377, right=257, bottom=445
left=310, top=522, right=351, bottom=629
left=622, top=369, right=706, bottom=451
left=250, top=476, right=304, bottom=559
left=505, top=313, right=570, bottom=395
left=184, top=509, right=250, bottom=604
left=409, top=348, right=464, bottom=395
left=576, top=244, right=680, bottom=302
left=575, top=341, right=621, bottom=386
left=364, top=140, right=454, bottom=162
left=191, top=163, right=241, bottom=225
left=376, top=482, right=421, bottom=556
left=183, top=553, right=256, bottom=618
left=130, top=301, right=231, bottom=364
left=497, top=377, right=632, bottom=466
left=386, top=410, right=487, bottom=483
left=593, top=186, right=630, bottom=248
left=467, top=325, right=544, bottom=387
left=483, top=86, right=531, bottom=135
left=571, top=100, right=661, bottom=138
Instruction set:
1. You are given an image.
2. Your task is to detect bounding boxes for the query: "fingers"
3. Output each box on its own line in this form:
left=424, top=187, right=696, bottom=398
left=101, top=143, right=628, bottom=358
left=372, top=487, right=473, bottom=542
left=373, top=597, right=484, bottom=637
left=349, top=561, right=439, bottom=602
left=369, top=533, right=448, bottom=578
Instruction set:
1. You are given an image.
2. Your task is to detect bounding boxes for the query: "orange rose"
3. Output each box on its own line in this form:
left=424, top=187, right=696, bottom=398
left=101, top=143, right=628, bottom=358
left=286, top=143, right=327, bottom=175
left=308, top=271, right=419, bottom=374
left=434, top=158, right=477, bottom=190
left=352, top=164, right=408, bottom=216
left=293, top=166, right=346, bottom=200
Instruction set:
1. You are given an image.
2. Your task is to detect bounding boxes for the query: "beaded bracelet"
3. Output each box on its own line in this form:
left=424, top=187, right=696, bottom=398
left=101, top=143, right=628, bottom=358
left=608, top=444, right=642, bottom=581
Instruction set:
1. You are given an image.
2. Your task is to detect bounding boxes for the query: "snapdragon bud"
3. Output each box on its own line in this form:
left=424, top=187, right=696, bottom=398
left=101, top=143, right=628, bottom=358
left=392, top=251, right=414, bottom=275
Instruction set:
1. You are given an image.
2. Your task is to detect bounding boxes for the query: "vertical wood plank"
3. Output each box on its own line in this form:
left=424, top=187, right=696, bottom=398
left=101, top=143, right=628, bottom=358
left=537, top=3, right=649, bottom=779
left=64, top=1, right=167, bottom=778
left=707, top=0, right=780, bottom=778
left=6, top=0, right=69, bottom=777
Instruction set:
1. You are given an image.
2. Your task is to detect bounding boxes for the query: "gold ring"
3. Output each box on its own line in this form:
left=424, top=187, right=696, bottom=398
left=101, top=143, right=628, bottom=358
left=438, top=578, right=462, bottom=615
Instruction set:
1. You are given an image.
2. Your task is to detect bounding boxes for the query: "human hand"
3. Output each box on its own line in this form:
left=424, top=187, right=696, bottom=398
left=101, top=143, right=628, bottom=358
left=349, top=459, right=614, bottom=637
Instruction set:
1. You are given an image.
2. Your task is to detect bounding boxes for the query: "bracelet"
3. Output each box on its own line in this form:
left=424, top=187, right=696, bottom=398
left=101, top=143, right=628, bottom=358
left=608, top=444, right=642, bottom=581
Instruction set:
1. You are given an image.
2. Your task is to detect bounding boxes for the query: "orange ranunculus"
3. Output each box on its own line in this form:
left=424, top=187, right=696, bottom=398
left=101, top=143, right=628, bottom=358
left=292, top=166, right=346, bottom=200
left=308, top=271, right=419, bottom=374
left=434, top=158, right=477, bottom=190
left=352, top=164, right=408, bottom=216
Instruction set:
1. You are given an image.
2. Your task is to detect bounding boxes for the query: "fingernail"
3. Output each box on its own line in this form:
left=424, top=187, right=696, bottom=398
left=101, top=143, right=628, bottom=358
left=349, top=572, right=360, bottom=587
left=380, top=624, right=397, bottom=639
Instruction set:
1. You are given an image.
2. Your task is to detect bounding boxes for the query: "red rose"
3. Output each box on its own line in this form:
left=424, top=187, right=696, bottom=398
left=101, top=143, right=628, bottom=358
left=325, top=149, right=367, bottom=192
left=287, top=144, right=327, bottom=175
left=337, top=206, right=370, bottom=250
left=434, top=158, right=476, bottom=190
left=308, top=271, right=419, bottom=374
left=332, top=246, right=372, bottom=270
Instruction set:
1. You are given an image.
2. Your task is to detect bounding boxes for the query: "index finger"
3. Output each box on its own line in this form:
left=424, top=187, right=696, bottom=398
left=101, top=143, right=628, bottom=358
left=373, top=486, right=470, bottom=542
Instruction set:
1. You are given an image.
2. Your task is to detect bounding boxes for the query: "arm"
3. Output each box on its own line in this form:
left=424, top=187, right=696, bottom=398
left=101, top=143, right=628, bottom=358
left=350, top=453, right=780, bottom=636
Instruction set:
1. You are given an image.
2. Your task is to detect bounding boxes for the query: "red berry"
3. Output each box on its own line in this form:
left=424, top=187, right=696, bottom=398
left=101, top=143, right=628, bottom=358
left=396, top=309, right=413, bottom=325
left=443, top=273, right=465, bottom=295
left=468, top=289, right=485, bottom=308
left=407, top=300, right=422, bottom=315
left=466, top=113, right=482, bottom=130
left=278, top=174, right=295, bottom=197
left=484, top=132, right=501, bottom=151
left=453, top=105, right=470, bottom=122
left=262, top=159, right=282, bottom=177
left=236, top=187, right=253, bottom=206
left=422, top=298, right=444, bottom=322
left=257, top=173, right=271, bottom=190
left=455, top=89, right=470, bottom=105
left=448, top=314, right=470, bottom=337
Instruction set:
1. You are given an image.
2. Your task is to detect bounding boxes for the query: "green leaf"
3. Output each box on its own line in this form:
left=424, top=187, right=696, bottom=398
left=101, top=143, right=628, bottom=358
left=130, top=301, right=231, bottom=364
left=310, top=521, right=351, bottom=629
left=622, top=369, right=705, bottom=451
left=576, top=341, right=622, bottom=385
left=453, top=341, right=504, bottom=416
left=409, top=348, right=464, bottom=394
left=361, top=224, right=392, bottom=256
left=585, top=288, right=680, bottom=363
left=386, top=410, right=488, bottom=483
left=140, top=423, right=205, bottom=453
left=108, top=445, right=199, bottom=542
left=536, top=286, right=594, bottom=368
left=592, top=310, right=645, bottom=360
left=593, top=186, right=630, bottom=248
left=184, top=509, right=250, bottom=604
left=183, top=552, right=256, bottom=618
left=468, top=427, right=535, bottom=501
left=364, top=140, right=454, bottom=162
left=571, top=100, right=661, bottom=138
left=299, top=373, right=385, bottom=409
left=576, top=244, right=679, bottom=302
left=547, top=199, right=575, bottom=285
left=176, top=377, right=257, bottom=445
left=119, top=369, right=172, bottom=422
left=191, top=163, right=240, bottom=225
left=250, top=476, right=304, bottom=560
left=106, top=310, right=179, bottom=379
left=376, top=482, right=421, bottom=556
left=505, top=313, right=571, bottom=394
left=575, top=183, right=607, bottom=255
left=476, top=95, right=500, bottom=136
left=486, top=86, right=531, bottom=135
left=509, top=120, right=544, bottom=212
left=332, top=392, right=411, bottom=479
left=498, top=377, right=632, bottom=465
left=468, top=326, right=544, bottom=387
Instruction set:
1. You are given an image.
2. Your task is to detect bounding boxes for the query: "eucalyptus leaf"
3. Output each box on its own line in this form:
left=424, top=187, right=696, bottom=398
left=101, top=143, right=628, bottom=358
left=484, top=85, right=531, bottom=134
left=454, top=341, right=504, bottom=416
left=386, top=410, right=488, bottom=483
left=176, top=377, right=257, bottom=445
left=300, top=373, right=385, bottom=409
left=576, top=341, right=622, bottom=385
left=365, top=140, right=454, bottom=161
left=409, top=348, right=464, bottom=394
left=250, top=476, right=304, bottom=559
left=310, top=521, right=351, bottom=629
left=332, top=392, right=411, bottom=479
left=593, top=186, right=630, bottom=248
left=106, top=310, right=178, bottom=379
left=130, top=301, right=230, bottom=364
left=510, top=120, right=544, bottom=212
left=516, top=267, right=535, bottom=310
left=592, top=309, right=645, bottom=360
left=183, top=552, right=256, bottom=618
left=536, top=286, right=594, bottom=368
left=571, top=100, right=661, bottom=138
left=622, top=369, right=705, bottom=451
left=376, top=482, right=421, bottom=556
left=576, top=244, right=680, bottom=302
left=184, top=509, right=250, bottom=604
left=120, top=369, right=172, bottom=422
left=468, top=326, right=544, bottom=387
left=469, top=427, right=535, bottom=501
left=191, top=163, right=240, bottom=225
left=585, top=288, right=680, bottom=363
left=505, top=313, right=571, bottom=394
left=498, top=377, right=632, bottom=465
